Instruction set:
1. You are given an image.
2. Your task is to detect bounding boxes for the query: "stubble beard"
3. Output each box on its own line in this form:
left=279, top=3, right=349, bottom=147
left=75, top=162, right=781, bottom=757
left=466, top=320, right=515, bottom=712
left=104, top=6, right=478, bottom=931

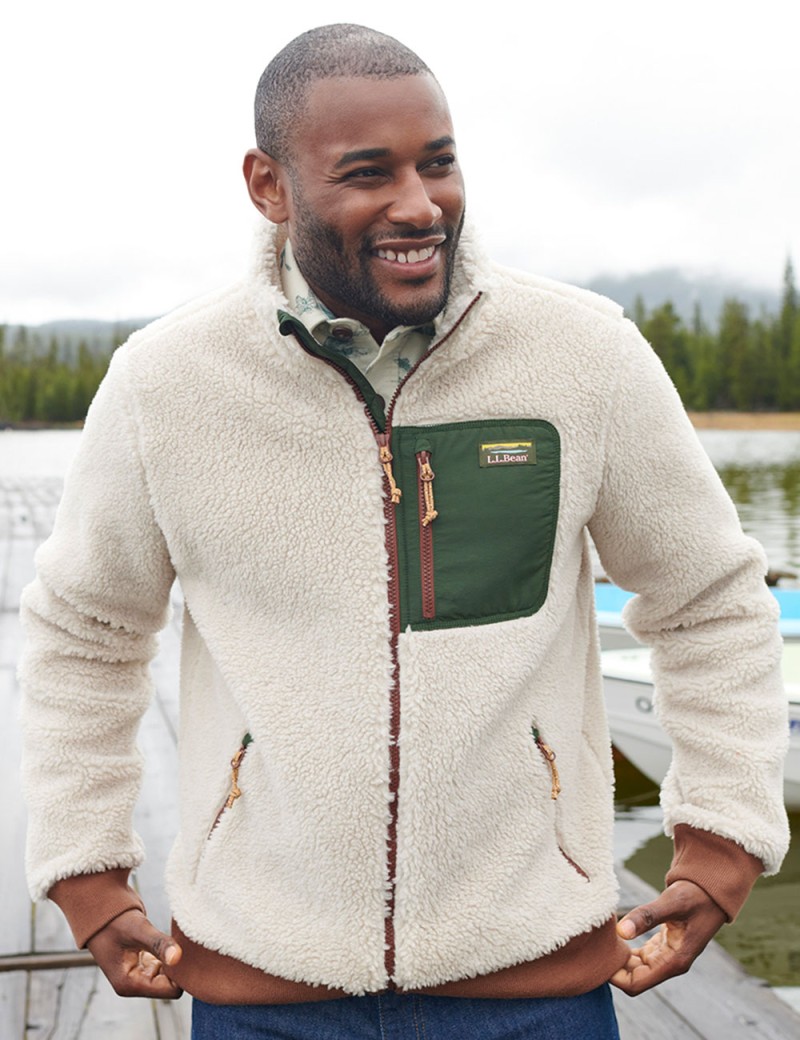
left=289, top=208, right=464, bottom=332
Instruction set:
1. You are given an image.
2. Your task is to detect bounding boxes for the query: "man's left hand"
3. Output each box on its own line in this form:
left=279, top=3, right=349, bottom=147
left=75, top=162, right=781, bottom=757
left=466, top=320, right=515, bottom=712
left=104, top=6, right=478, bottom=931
left=610, top=880, right=726, bottom=996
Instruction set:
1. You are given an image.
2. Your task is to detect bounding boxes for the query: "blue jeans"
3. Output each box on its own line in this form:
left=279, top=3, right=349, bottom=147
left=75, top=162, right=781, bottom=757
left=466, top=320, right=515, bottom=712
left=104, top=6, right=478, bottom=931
left=191, top=985, right=620, bottom=1039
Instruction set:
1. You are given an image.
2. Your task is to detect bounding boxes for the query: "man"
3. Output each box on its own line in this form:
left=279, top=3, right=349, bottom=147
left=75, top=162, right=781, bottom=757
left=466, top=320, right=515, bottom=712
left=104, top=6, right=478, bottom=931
left=21, top=23, right=788, bottom=1040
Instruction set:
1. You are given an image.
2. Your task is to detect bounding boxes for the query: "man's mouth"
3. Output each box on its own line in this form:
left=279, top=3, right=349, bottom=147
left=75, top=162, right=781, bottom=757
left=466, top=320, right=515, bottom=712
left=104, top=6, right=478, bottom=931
left=375, top=245, right=437, bottom=265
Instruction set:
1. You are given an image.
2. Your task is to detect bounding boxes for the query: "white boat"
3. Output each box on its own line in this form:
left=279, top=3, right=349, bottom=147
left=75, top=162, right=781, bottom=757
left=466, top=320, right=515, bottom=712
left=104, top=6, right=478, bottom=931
left=595, top=582, right=800, bottom=642
left=602, top=641, right=800, bottom=810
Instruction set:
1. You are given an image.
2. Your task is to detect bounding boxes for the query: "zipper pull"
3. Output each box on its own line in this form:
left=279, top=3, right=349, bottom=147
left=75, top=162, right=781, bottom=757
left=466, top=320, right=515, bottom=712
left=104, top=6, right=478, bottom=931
left=532, top=726, right=561, bottom=800
left=416, top=451, right=438, bottom=525
left=225, top=744, right=247, bottom=809
left=377, top=433, right=402, bottom=505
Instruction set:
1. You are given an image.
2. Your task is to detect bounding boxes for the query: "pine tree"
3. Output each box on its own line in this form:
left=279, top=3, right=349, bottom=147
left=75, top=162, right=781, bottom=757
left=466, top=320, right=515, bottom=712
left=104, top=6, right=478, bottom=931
left=718, top=299, right=753, bottom=409
left=643, top=302, right=691, bottom=401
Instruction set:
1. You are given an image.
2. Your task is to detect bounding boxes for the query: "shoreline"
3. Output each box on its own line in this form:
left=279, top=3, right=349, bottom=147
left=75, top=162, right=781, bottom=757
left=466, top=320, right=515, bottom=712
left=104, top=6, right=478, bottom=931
left=4, top=413, right=800, bottom=432
left=688, top=411, right=800, bottom=430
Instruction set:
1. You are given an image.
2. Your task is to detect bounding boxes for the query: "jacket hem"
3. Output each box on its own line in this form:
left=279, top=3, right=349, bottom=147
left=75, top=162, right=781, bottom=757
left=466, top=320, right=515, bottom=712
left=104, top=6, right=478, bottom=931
left=165, top=917, right=628, bottom=1003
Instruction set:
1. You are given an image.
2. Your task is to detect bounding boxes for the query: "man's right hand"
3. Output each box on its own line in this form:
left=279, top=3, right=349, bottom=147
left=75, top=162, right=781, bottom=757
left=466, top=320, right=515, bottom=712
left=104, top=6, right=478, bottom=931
left=86, top=908, right=183, bottom=998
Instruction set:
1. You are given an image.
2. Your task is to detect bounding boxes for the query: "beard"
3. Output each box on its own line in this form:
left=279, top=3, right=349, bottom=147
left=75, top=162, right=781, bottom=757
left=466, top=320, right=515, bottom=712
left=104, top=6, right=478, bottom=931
left=288, top=204, right=464, bottom=333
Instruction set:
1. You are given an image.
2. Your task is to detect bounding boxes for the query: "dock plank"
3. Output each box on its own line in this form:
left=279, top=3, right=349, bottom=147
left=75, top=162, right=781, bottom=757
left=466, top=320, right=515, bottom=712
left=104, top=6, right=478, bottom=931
left=0, top=976, right=26, bottom=1040
left=614, top=988, right=703, bottom=1039
left=24, top=966, right=162, bottom=1039
left=0, top=657, right=31, bottom=960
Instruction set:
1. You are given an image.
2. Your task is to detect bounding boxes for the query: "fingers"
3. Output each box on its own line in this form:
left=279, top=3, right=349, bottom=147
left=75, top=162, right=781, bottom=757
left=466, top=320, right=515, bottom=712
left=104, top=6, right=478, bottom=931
left=87, top=908, right=184, bottom=998
left=611, top=881, right=726, bottom=996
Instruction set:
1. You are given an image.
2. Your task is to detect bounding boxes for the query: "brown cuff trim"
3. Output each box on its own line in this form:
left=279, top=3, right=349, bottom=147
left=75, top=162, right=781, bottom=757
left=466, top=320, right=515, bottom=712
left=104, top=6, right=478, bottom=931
left=665, top=823, right=764, bottom=922
left=48, top=868, right=146, bottom=948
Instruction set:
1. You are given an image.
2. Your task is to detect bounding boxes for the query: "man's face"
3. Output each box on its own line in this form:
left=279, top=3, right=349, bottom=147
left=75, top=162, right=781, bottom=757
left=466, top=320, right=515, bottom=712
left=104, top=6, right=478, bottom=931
left=280, top=75, right=465, bottom=341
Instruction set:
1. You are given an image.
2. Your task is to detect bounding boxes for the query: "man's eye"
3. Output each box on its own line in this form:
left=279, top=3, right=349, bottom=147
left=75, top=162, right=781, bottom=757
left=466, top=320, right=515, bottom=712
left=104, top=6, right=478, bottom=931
left=344, top=167, right=383, bottom=179
left=425, top=155, right=456, bottom=172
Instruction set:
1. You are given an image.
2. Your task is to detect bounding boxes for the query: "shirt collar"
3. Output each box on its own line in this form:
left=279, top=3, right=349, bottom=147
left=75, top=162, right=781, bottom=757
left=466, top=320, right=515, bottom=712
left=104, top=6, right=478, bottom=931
left=279, top=238, right=440, bottom=344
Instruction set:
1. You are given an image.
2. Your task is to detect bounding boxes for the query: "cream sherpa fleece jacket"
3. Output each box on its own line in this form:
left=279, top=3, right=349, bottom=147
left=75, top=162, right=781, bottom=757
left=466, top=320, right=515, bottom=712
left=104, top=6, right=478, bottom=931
left=20, top=222, right=788, bottom=998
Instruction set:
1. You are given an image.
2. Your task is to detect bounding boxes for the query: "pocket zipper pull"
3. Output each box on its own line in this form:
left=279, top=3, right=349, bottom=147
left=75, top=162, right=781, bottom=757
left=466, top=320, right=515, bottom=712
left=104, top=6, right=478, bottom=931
left=225, top=743, right=248, bottom=808
left=417, top=450, right=438, bottom=525
left=377, top=435, right=402, bottom=505
left=532, top=726, right=561, bottom=800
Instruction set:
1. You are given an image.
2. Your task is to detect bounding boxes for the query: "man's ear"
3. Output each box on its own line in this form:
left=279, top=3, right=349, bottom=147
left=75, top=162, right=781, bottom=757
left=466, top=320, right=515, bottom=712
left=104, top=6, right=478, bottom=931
left=243, top=148, right=291, bottom=223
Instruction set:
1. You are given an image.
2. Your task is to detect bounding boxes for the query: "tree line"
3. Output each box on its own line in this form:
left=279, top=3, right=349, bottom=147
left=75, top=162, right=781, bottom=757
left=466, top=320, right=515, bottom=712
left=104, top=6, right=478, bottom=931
left=1, top=260, right=799, bottom=424
left=0, top=326, right=127, bottom=425
left=633, top=259, right=800, bottom=411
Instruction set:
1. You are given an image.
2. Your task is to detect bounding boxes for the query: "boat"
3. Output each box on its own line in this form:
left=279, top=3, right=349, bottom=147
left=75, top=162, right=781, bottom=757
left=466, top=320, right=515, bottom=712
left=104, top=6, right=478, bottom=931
left=595, top=581, right=800, bottom=642
left=602, top=641, right=800, bottom=809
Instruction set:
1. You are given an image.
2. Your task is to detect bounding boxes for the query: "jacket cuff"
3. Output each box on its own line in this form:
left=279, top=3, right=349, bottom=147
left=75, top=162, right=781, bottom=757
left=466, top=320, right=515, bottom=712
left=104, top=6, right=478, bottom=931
left=665, top=823, right=764, bottom=921
left=48, top=868, right=146, bottom=948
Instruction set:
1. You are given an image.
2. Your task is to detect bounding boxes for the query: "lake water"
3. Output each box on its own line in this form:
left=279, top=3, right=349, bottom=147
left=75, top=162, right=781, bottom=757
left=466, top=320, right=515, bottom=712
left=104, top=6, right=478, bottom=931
left=3, top=426, right=799, bottom=989
left=697, top=429, right=800, bottom=581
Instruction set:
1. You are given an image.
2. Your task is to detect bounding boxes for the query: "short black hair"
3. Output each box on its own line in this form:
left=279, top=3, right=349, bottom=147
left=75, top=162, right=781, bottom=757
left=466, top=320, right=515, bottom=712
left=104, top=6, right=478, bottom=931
left=254, top=24, right=434, bottom=162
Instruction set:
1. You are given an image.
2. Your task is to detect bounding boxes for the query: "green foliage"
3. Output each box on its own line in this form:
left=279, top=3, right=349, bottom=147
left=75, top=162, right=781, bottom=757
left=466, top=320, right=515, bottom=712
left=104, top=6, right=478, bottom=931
left=627, top=257, right=799, bottom=412
left=2, top=258, right=799, bottom=422
left=0, top=325, right=113, bottom=425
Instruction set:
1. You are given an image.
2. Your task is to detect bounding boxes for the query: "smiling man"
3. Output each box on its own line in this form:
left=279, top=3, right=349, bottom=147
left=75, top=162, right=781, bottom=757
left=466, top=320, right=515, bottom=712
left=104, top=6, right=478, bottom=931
left=20, top=23, right=788, bottom=1040
left=247, top=74, right=465, bottom=341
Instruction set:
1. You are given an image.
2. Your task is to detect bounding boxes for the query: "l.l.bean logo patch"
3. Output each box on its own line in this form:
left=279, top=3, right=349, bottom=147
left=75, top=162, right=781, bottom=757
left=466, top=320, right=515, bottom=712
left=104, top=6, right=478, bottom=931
left=479, top=441, right=536, bottom=467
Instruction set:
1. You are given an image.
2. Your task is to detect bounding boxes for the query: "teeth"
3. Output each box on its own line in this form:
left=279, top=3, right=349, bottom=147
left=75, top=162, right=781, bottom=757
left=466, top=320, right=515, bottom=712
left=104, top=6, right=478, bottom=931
left=377, top=246, right=436, bottom=264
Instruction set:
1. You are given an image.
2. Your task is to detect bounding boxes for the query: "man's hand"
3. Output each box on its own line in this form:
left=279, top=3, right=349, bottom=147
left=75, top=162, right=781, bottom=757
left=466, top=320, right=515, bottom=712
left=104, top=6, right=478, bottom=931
left=86, top=908, right=183, bottom=998
left=611, top=880, right=726, bottom=996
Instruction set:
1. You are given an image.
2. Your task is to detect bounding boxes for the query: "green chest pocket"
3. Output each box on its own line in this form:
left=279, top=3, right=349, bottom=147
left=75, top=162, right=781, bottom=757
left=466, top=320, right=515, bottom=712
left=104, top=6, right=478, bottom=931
left=392, top=420, right=560, bottom=630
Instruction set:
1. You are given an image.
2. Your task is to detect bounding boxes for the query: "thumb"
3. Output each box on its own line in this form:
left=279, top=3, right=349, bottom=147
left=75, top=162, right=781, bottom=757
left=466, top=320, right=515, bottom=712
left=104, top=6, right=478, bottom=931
left=127, top=913, right=183, bottom=966
left=150, top=929, right=182, bottom=968
left=617, top=900, right=663, bottom=941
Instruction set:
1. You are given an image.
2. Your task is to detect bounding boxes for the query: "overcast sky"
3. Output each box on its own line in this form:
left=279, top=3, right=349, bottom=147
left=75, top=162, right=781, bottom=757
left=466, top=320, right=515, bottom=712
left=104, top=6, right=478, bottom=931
left=3, top=0, right=797, bottom=325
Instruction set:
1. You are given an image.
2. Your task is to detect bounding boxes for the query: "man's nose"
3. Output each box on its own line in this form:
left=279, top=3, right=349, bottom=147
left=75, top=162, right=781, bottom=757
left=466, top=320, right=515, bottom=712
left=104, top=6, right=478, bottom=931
left=386, top=173, right=443, bottom=228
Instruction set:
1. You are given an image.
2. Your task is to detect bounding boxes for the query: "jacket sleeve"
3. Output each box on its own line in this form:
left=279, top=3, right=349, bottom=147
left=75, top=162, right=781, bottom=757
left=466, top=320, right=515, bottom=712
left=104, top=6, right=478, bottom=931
left=19, top=346, right=176, bottom=907
left=588, top=320, right=789, bottom=893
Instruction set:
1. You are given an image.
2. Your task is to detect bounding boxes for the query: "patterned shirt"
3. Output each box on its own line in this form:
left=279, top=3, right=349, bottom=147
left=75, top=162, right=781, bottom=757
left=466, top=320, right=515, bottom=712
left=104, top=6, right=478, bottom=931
left=280, top=239, right=438, bottom=406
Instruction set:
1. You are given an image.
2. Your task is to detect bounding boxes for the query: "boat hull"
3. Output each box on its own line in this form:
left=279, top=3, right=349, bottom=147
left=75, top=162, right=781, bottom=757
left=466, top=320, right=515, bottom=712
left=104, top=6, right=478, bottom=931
left=602, top=645, right=800, bottom=810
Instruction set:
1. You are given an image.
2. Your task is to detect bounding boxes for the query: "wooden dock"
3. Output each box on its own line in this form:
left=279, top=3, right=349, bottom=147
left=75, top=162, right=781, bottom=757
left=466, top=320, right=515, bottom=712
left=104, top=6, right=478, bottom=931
left=1, top=473, right=798, bottom=1038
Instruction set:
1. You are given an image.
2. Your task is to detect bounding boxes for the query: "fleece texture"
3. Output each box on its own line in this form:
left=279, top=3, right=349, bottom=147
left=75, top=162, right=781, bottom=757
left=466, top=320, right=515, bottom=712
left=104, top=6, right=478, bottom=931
left=20, top=220, right=789, bottom=995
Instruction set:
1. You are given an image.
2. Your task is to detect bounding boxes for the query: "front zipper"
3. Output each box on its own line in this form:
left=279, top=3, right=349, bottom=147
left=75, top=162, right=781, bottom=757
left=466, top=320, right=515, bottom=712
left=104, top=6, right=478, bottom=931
left=281, top=293, right=482, bottom=986
left=377, top=431, right=403, bottom=985
left=207, top=733, right=253, bottom=839
left=416, top=448, right=438, bottom=620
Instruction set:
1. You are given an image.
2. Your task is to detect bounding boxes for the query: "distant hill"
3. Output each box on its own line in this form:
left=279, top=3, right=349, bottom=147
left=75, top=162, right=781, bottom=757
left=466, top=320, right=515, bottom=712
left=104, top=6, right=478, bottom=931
left=3, top=269, right=784, bottom=345
left=25, top=317, right=154, bottom=347
left=4, top=318, right=154, bottom=363
left=583, top=269, right=779, bottom=328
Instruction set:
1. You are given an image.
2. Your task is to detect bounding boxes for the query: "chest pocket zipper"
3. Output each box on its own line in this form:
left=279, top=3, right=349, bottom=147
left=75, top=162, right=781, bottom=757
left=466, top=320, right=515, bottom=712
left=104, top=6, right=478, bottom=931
left=416, top=444, right=438, bottom=620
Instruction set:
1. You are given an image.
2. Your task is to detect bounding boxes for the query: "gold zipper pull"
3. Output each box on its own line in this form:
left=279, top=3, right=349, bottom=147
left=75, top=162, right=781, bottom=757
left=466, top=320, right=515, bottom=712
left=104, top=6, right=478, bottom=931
left=532, top=726, right=561, bottom=799
left=378, top=435, right=402, bottom=504
left=417, top=451, right=438, bottom=525
left=225, top=745, right=247, bottom=808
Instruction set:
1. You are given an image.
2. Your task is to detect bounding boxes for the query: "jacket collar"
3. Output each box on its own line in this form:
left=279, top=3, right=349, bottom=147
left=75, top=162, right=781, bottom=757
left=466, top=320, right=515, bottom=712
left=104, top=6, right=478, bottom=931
left=247, top=217, right=491, bottom=320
